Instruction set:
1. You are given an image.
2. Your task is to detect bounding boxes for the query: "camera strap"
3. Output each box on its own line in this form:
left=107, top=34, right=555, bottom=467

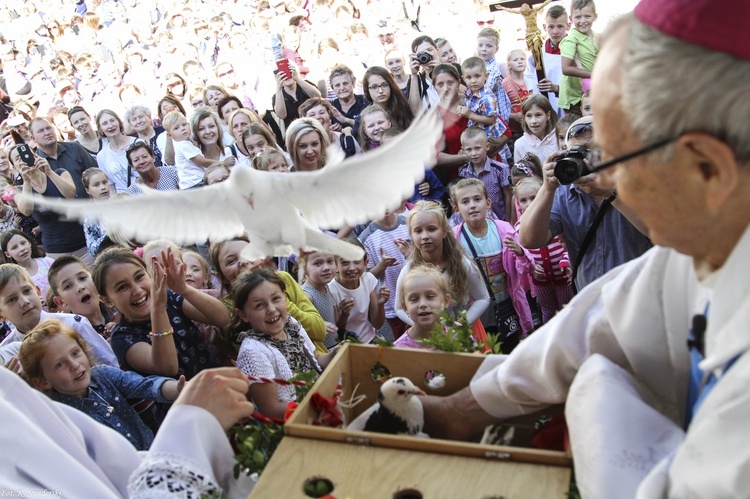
left=571, top=190, right=617, bottom=294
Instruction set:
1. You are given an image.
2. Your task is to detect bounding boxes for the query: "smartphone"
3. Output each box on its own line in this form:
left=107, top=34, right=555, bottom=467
left=275, top=58, right=292, bottom=80
left=16, top=144, right=35, bottom=167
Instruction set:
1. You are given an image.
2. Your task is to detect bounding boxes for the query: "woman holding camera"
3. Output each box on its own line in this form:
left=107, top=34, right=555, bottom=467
left=407, top=35, right=444, bottom=113
left=362, top=67, right=414, bottom=131
left=12, top=143, right=90, bottom=263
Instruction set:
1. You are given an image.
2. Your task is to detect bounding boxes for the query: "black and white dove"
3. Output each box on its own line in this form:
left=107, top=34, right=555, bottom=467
left=347, top=377, right=426, bottom=436
left=19, top=111, right=444, bottom=261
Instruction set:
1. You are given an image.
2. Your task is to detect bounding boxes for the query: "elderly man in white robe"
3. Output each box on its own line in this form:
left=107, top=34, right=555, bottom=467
left=421, top=0, right=750, bottom=497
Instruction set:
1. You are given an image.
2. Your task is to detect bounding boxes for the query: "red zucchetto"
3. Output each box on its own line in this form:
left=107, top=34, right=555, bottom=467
left=634, top=0, right=750, bottom=61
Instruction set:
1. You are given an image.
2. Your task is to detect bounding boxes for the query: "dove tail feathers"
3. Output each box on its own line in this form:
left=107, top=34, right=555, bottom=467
left=303, top=229, right=366, bottom=261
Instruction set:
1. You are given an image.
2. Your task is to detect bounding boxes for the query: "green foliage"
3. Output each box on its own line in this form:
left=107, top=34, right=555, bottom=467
left=418, top=309, right=476, bottom=352
left=230, top=370, right=318, bottom=478
left=373, top=336, right=394, bottom=347
left=566, top=472, right=581, bottom=499
left=416, top=309, right=502, bottom=354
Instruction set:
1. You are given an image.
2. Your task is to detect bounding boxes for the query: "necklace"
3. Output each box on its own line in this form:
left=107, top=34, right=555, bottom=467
left=89, top=387, right=115, bottom=415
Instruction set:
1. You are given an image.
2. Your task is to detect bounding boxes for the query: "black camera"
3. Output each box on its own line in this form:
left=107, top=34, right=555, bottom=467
left=415, top=51, right=433, bottom=65
left=554, top=145, right=591, bottom=185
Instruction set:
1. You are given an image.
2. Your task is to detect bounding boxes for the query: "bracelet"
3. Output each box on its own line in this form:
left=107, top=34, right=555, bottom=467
left=150, top=328, right=174, bottom=338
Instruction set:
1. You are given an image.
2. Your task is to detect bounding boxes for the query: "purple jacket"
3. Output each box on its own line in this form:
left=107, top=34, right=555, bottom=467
left=453, top=219, right=535, bottom=333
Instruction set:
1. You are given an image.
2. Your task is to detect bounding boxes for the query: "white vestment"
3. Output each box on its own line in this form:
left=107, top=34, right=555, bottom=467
left=470, top=224, right=750, bottom=498
left=0, top=367, right=247, bottom=498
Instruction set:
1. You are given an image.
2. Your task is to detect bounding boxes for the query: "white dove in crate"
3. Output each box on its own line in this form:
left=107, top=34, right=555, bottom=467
left=19, top=111, right=444, bottom=261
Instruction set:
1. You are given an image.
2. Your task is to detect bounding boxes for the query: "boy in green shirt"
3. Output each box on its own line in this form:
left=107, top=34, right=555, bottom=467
left=559, top=0, right=598, bottom=114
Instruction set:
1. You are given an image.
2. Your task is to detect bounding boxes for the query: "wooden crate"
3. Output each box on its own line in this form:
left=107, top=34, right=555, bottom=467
left=251, top=344, right=571, bottom=497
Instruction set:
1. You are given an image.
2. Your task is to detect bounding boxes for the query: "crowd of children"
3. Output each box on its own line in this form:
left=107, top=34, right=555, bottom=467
left=0, top=0, right=624, bottom=457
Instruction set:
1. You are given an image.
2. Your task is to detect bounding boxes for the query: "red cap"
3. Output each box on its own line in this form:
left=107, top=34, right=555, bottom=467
left=634, top=0, right=750, bottom=61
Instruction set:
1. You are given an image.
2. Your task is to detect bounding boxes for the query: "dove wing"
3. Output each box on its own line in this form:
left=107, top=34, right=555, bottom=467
left=276, top=111, right=444, bottom=230
left=19, top=183, right=246, bottom=246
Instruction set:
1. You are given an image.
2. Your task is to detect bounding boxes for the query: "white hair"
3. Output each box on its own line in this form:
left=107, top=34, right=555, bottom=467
left=617, top=14, right=750, bottom=163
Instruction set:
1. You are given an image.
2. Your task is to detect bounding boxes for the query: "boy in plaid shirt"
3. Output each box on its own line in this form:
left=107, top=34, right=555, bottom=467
left=458, top=126, right=512, bottom=222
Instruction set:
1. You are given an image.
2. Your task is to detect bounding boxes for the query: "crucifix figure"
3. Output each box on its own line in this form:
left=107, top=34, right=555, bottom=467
left=494, top=0, right=553, bottom=97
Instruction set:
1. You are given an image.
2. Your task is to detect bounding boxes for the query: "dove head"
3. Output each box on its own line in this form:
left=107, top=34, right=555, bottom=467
left=379, top=377, right=426, bottom=408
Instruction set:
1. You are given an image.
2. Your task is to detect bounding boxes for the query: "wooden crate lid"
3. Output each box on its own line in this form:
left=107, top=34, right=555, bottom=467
left=251, top=437, right=571, bottom=498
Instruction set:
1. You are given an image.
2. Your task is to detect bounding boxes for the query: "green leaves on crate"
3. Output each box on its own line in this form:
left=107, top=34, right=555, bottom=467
left=229, top=369, right=318, bottom=478
left=417, top=309, right=502, bottom=354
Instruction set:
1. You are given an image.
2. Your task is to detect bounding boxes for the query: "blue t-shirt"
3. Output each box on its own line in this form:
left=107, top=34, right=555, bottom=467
left=458, top=220, right=510, bottom=302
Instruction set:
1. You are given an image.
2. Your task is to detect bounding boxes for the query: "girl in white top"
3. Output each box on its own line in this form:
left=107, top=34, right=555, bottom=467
left=234, top=268, right=338, bottom=419
left=512, top=94, right=560, bottom=164
left=95, top=109, right=138, bottom=192
left=1, top=229, right=55, bottom=301
left=328, top=237, right=390, bottom=344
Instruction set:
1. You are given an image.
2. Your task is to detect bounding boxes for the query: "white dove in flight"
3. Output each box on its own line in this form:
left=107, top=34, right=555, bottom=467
left=20, top=111, right=444, bottom=261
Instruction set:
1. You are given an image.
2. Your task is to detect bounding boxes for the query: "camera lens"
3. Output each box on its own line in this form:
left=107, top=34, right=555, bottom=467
left=416, top=51, right=432, bottom=65
left=554, top=157, right=585, bottom=185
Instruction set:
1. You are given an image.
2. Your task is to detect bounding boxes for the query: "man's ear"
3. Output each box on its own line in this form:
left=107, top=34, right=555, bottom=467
left=680, top=132, right=741, bottom=213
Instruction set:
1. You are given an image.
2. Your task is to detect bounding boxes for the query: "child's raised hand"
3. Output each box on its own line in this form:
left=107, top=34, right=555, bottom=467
left=223, top=156, right=237, bottom=168
left=503, top=236, right=524, bottom=256
left=3, top=355, right=21, bottom=374
left=379, top=247, right=397, bottom=268
left=160, top=248, right=188, bottom=295
left=417, top=181, right=431, bottom=196
left=151, top=258, right=169, bottom=310
left=377, top=285, right=391, bottom=306
left=393, top=238, right=413, bottom=259
left=338, top=297, right=355, bottom=317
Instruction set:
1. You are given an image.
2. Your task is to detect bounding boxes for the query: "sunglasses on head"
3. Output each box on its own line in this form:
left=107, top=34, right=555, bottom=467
left=567, top=122, right=593, bottom=140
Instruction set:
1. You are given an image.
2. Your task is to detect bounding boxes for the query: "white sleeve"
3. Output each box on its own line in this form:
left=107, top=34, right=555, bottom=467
left=155, top=132, right=170, bottom=165
left=236, top=339, right=275, bottom=381
left=128, top=405, right=236, bottom=498
left=463, top=257, right=490, bottom=325
left=469, top=252, right=663, bottom=420
left=173, top=140, right=203, bottom=160
left=0, top=368, right=141, bottom=497
left=393, top=262, right=413, bottom=325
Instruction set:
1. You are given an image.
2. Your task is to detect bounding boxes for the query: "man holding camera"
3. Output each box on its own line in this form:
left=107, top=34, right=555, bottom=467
left=517, top=115, right=651, bottom=291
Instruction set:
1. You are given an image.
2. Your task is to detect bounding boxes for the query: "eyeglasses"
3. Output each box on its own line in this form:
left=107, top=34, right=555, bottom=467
left=590, top=136, right=678, bottom=174
left=218, top=69, right=234, bottom=78
left=477, top=20, right=495, bottom=26
left=368, top=83, right=389, bottom=92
